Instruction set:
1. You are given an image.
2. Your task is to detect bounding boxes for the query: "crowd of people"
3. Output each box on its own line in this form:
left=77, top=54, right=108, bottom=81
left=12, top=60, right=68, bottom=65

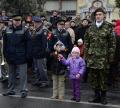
left=0, top=8, right=120, bottom=105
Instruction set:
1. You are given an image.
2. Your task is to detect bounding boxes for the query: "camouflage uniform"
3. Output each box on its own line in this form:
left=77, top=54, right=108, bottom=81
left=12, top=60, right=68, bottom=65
left=84, top=21, right=116, bottom=90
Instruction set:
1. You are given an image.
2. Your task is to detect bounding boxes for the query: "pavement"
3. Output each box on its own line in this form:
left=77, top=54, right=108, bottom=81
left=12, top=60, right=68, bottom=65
left=0, top=75, right=120, bottom=108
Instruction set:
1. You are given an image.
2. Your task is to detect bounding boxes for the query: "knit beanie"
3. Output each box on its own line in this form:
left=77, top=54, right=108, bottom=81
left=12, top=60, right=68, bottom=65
left=71, top=47, right=80, bottom=54
left=54, top=41, right=66, bottom=51
left=77, top=38, right=83, bottom=44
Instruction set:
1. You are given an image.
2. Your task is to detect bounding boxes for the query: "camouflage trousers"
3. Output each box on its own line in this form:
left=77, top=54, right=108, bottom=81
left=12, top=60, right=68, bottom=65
left=88, top=68, right=109, bottom=91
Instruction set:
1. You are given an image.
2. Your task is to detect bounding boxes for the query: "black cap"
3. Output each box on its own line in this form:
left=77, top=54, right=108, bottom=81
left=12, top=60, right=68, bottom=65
left=32, top=16, right=42, bottom=22
left=12, top=15, right=22, bottom=20
left=0, top=18, right=9, bottom=23
left=82, top=18, right=91, bottom=23
left=82, top=18, right=89, bottom=21
left=70, top=20, right=75, bottom=23
left=94, top=8, right=106, bottom=16
left=57, top=19, right=65, bottom=25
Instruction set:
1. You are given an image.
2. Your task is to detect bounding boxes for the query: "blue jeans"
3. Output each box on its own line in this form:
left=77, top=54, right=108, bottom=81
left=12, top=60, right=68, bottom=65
left=8, top=64, right=27, bottom=93
left=33, top=58, right=49, bottom=84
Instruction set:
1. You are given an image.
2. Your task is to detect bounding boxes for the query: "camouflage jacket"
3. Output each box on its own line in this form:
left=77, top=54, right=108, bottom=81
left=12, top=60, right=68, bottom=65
left=84, top=21, right=116, bottom=69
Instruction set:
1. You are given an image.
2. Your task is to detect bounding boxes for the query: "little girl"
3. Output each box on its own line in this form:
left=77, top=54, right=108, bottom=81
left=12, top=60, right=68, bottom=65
left=59, top=47, right=86, bottom=102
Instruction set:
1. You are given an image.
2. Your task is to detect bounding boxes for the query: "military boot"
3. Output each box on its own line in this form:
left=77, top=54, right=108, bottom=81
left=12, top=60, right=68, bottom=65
left=101, top=91, right=108, bottom=105
left=88, top=90, right=101, bottom=103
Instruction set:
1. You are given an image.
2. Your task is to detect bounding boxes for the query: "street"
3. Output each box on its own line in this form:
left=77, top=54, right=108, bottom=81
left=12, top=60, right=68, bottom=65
left=0, top=94, right=120, bottom=108
left=0, top=79, right=120, bottom=108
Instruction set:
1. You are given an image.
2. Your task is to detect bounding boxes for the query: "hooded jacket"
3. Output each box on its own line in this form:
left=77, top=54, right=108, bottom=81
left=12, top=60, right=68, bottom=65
left=61, top=56, right=86, bottom=79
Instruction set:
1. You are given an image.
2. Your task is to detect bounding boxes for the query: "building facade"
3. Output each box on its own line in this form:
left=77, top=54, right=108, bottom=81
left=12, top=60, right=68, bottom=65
left=44, top=0, right=119, bottom=21
left=0, top=0, right=119, bottom=22
left=44, top=0, right=77, bottom=16
left=77, top=0, right=120, bottom=22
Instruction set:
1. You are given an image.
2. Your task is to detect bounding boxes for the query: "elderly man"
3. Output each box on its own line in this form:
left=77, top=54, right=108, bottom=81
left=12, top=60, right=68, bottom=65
left=84, top=8, right=116, bottom=105
left=31, top=16, right=49, bottom=88
left=2, top=15, right=30, bottom=98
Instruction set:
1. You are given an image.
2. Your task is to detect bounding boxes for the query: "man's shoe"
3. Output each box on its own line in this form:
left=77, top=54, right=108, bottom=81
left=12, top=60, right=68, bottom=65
left=32, top=81, right=41, bottom=86
left=101, top=91, right=108, bottom=105
left=101, top=97, right=108, bottom=105
left=21, top=92, right=27, bottom=98
left=3, top=91, right=15, bottom=96
left=39, top=83, right=49, bottom=88
left=71, top=97, right=76, bottom=101
left=88, top=97, right=101, bottom=103
left=58, top=96, right=64, bottom=100
left=88, top=91, right=101, bottom=103
left=76, top=99, right=80, bottom=102
left=50, top=96, right=58, bottom=99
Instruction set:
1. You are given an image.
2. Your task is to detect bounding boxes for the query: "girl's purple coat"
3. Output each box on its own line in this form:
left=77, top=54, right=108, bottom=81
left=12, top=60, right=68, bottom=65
left=61, top=57, right=86, bottom=79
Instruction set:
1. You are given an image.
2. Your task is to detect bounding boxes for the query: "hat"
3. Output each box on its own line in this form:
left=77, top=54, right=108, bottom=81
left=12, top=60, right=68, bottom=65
left=77, top=38, right=83, bottom=44
left=12, top=15, right=22, bottom=20
left=94, top=8, right=106, bottom=16
left=0, top=18, right=8, bottom=24
left=55, top=41, right=63, bottom=45
left=54, top=41, right=66, bottom=51
left=71, top=47, right=80, bottom=54
left=82, top=18, right=89, bottom=22
left=70, top=20, right=75, bottom=23
left=57, top=19, right=65, bottom=25
left=32, top=16, right=42, bottom=22
left=44, top=22, right=52, bottom=27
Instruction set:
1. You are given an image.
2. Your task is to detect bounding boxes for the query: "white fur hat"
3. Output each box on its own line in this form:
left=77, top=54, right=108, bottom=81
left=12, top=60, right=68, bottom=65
left=71, top=47, right=80, bottom=54
left=54, top=41, right=65, bottom=51
left=77, top=38, right=83, bottom=44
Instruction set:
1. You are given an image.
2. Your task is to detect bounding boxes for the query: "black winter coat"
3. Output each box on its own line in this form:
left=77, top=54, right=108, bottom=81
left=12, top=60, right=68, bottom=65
left=30, top=27, right=47, bottom=59
left=51, top=51, right=66, bottom=75
left=53, top=29, right=73, bottom=55
left=3, top=25, right=30, bottom=65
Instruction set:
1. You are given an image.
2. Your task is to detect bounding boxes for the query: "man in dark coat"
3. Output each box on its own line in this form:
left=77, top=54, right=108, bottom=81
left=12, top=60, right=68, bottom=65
left=50, top=11, right=61, bottom=30
left=2, top=15, right=30, bottom=98
left=52, top=19, right=73, bottom=55
left=31, top=16, right=49, bottom=87
left=76, top=18, right=90, bottom=43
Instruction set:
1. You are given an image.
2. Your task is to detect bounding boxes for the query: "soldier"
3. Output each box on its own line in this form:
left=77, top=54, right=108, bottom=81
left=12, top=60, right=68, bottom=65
left=2, top=15, right=30, bottom=98
left=84, top=8, right=116, bottom=105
